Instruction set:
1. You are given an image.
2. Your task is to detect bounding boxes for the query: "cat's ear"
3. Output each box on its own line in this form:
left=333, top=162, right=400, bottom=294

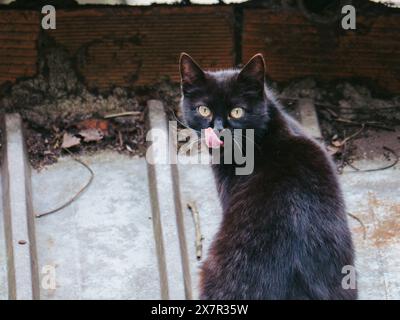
left=179, top=53, right=205, bottom=87
left=237, top=54, right=266, bottom=85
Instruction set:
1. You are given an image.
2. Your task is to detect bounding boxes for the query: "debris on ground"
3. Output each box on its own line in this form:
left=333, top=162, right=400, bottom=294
left=279, top=78, right=400, bottom=171
left=0, top=36, right=147, bottom=170
left=23, top=112, right=146, bottom=170
left=61, top=133, right=81, bottom=149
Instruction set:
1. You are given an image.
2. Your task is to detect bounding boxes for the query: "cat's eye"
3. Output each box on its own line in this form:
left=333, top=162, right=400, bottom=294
left=198, top=105, right=212, bottom=118
left=230, top=107, right=245, bottom=119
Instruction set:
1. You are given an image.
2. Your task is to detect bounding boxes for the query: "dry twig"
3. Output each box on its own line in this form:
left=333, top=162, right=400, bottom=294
left=187, top=201, right=203, bottom=261
left=341, top=124, right=365, bottom=145
left=333, top=118, right=394, bottom=132
left=104, top=111, right=141, bottom=119
left=347, top=212, right=367, bottom=240
left=345, top=146, right=399, bottom=173
left=35, top=148, right=94, bottom=218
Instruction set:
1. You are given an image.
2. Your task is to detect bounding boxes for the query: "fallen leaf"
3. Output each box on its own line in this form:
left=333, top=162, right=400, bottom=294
left=79, top=128, right=104, bottom=142
left=332, top=140, right=344, bottom=148
left=61, top=133, right=81, bottom=148
left=76, top=119, right=109, bottom=135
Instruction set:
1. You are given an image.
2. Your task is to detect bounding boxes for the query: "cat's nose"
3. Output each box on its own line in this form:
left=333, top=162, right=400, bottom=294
left=213, top=118, right=224, bottom=131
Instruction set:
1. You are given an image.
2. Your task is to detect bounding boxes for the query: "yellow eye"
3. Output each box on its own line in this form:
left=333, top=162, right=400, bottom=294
left=198, top=105, right=212, bottom=118
left=230, top=107, right=244, bottom=119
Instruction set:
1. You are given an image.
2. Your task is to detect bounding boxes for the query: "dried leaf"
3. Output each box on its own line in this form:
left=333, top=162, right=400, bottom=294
left=332, top=140, right=344, bottom=148
left=61, top=133, right=81, bottom=148
left=76, top=119, right=109, bottom=135
left=79, top=128, right=104, bottom=142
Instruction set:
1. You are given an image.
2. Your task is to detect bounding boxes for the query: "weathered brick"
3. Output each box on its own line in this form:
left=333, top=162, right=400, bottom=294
left=46, top=6, right=235, bottom=90
left=242, top=9, right=400, bottom=94
left=0, top=10, right=39, bottom=86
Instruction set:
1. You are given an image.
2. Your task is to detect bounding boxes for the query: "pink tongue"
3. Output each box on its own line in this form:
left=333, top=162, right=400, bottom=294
left=205, top=127, right=223, bottom=149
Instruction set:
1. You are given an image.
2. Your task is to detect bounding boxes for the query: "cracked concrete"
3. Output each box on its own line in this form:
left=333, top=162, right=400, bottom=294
left=341, top=160, right=400, bottom=300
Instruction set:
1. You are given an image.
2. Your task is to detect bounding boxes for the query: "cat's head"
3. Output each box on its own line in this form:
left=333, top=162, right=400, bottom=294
left=179, top=53, right=270, bottom=140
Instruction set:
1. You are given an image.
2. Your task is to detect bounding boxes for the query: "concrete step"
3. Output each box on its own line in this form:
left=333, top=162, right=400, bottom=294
left=0, top=161, right=7, bottom=300
left=1, top=114, right=39, bottom=300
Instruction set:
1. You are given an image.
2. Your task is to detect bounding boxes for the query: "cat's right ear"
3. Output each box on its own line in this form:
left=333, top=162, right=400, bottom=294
left=237, top=53, right=266, bottom=85
left=179, top=53, right=205, bottom=90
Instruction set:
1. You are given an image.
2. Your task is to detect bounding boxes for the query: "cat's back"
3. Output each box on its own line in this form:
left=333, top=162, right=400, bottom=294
left=264, top=106, right=339, bottom=185
left=201, top=108, right=356, bottom=300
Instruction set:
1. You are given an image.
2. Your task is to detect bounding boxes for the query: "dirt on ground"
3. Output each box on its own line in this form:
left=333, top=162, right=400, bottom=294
left=0, top=38, right=154, bottom=169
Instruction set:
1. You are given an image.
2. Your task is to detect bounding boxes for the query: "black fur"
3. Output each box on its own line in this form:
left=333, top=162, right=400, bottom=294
left=179, top=53, right=357, bottom=300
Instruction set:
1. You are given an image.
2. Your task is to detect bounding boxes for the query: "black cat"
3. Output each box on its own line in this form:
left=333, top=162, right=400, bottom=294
left=179, top=53, right=357, bottom=300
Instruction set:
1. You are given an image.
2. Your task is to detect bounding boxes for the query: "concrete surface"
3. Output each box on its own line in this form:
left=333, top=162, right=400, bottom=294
left=341, top=159, right=400, bottom=300
left=1, top=114, right=39, bottom=300
left=32, top=152, right=160, bottom=299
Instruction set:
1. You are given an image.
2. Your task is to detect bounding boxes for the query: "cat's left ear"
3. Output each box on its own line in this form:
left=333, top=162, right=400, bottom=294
left=237, top=53, right=266, bottom=85
left=179, top=53, right=205, bottom=88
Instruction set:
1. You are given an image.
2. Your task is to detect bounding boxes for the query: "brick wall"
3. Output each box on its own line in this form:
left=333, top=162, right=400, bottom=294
left=47, top=7, right=235, bottom=90
left=0, top=6, right=399, bottom=94
left=242, top=9, right=400, bottom=93
left=0, top=11, right=39, bottom=85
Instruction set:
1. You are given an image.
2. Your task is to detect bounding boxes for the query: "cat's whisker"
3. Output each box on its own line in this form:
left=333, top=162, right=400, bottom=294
left=166, top=107, right=202, bottom=133
left=187, top=138, right=204, bottom=148
left=243, top=133, right=262, bottom=151
left=229, top=131, right=261, bottom=152
left=179, top=137, right=205, bottom=153
left=231, top=136, right=243, bottom=154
